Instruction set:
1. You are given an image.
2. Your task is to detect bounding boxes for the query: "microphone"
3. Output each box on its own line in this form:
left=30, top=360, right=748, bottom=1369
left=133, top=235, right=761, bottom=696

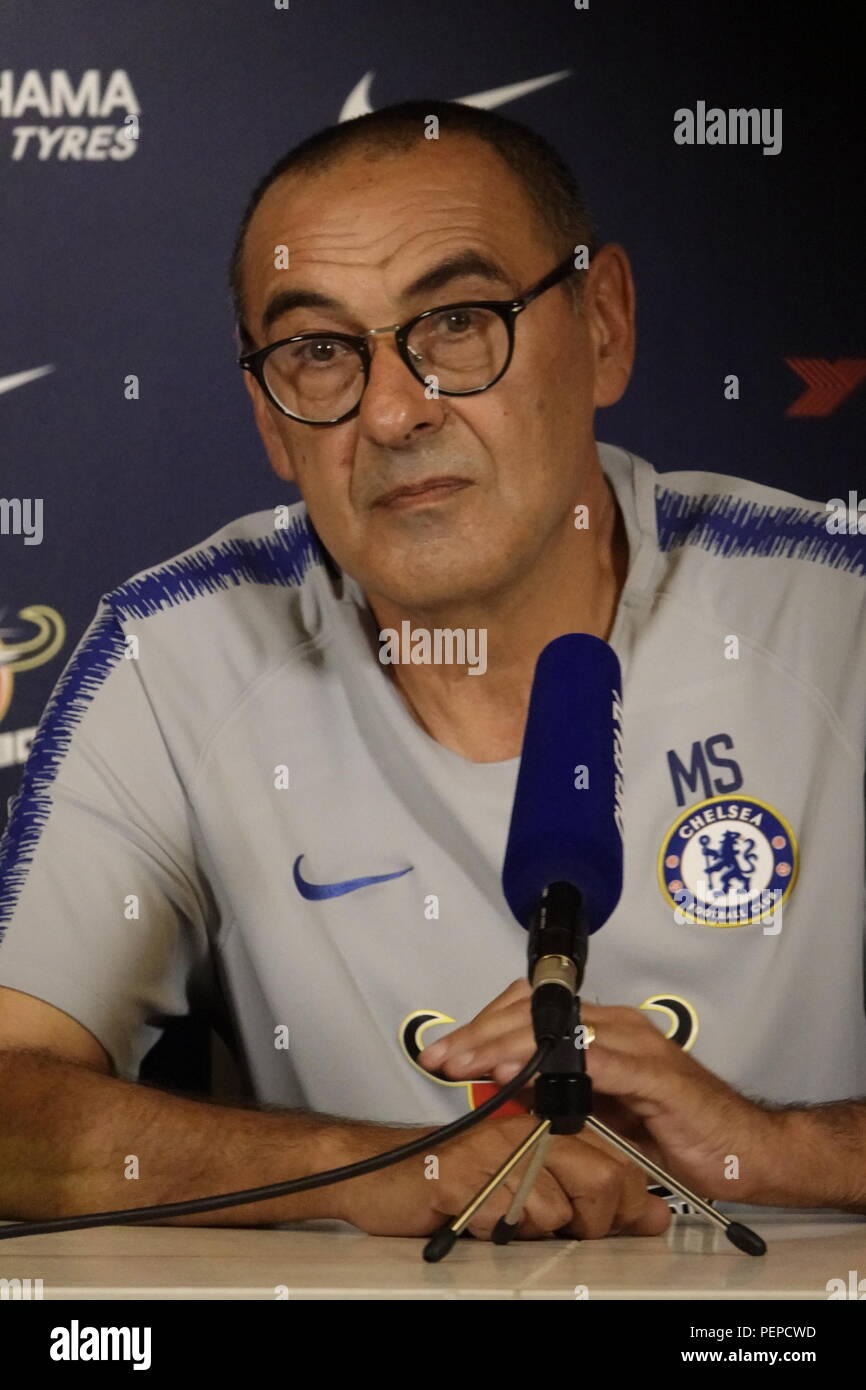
left=501, top=633, right=624, bottom=1042
left=431, top=633, right=767, bottom=1259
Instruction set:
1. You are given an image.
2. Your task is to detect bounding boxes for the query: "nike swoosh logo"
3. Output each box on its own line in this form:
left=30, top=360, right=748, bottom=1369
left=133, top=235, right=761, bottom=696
left=339, top=70, right=571, bottom=123
left=0, top=365, right=55, bottom=397
left=293, top=853, right=413, bottom=900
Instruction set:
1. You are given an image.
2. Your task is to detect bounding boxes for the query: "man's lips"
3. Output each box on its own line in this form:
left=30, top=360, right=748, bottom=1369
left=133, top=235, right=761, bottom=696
left=373, top=476, right=472, bottom=509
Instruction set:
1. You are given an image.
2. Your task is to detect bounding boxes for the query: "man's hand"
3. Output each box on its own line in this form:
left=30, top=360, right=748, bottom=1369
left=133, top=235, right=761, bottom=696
left=330, top=1111, right=672, bottom=1240
left=417, top=978, right=785, bottom=1204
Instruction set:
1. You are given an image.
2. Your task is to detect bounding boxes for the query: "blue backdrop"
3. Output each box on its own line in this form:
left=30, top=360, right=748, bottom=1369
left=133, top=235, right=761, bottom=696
left=1, top=0, right=862, bottom=829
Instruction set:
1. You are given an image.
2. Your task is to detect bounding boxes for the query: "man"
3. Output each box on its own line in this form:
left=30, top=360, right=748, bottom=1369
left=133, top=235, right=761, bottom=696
left=0, top=101, right=864, bottom=1243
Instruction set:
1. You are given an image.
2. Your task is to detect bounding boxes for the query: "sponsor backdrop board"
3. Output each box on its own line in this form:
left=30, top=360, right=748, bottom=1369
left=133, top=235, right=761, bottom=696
left=0, top=0, right=860, bottom=826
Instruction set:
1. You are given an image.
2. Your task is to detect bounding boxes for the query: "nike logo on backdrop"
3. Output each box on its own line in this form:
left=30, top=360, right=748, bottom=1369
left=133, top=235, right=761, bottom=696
left=339, top=70, right=571, bottom=122
left=0, top=365, right=55, bottom=396
left=293, top=853, right=413, bottom=900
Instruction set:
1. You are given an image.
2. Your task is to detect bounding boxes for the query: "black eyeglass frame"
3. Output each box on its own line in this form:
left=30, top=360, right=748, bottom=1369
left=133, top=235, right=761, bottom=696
left=238, top=252, right=580, bottom=427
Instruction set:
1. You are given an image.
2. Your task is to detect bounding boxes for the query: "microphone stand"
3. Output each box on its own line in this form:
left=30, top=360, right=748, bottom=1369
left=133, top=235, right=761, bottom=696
left=423, top=883, right=767, bottom=1263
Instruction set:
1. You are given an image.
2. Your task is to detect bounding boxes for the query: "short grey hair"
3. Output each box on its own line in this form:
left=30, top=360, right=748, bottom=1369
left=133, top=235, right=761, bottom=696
left=229, top=99, right=598, bottom=352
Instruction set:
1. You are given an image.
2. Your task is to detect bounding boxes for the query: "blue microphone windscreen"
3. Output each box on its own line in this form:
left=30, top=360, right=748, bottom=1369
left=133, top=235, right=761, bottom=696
left=501, top=633, right=624, bottom=932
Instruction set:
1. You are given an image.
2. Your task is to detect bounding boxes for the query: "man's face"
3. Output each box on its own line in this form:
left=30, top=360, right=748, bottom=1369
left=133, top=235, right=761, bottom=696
left=241, top=136, right=632, bottom=611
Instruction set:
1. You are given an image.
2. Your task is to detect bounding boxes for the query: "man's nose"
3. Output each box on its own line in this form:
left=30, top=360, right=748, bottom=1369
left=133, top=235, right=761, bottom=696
left=357, top=337, right=445, bottom=446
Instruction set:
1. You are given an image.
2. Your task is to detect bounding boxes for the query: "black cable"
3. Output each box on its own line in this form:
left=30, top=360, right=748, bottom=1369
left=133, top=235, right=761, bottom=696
left=0, top=1043, right=553, bottom=1240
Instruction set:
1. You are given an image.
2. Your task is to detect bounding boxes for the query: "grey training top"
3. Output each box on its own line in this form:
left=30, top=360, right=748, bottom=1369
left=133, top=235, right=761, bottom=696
left=1, top=442, right=864, bottom=1212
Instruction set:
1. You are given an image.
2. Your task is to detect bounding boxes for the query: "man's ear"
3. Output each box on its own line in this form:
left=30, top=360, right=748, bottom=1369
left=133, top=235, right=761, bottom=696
left=583, top=244, right=636, bottom=410
left=242, top=370, right=297, bottom=484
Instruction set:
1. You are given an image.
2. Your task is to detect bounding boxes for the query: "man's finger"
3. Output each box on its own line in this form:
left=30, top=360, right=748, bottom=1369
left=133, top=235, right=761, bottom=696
left=419, top=998, right=533, bottom=1071
left=616, top=1194, right=672, bottom=1237
left=546, top=1140, right=629, bottom=1240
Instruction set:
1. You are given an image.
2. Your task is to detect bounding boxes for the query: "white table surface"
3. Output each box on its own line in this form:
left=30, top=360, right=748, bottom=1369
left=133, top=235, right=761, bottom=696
left=1, top=1212, right=864, bottom=1299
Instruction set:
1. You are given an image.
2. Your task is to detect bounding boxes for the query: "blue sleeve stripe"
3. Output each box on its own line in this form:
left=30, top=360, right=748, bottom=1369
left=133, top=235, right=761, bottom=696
left=0, top=604, right=126, bottom=940
left=0, top=513, right=322, bottom=940
left=108, top=514, right=321, bottom=620
left=656, top=487, right=866, bottom=575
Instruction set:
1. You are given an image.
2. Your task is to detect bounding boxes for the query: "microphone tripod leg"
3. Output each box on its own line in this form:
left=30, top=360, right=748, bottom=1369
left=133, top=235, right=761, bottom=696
left=491, top=1126, right=554, bottom=1244
left=583, top=1116, right=766, bottom=1256
left=422, top=1111, right=767, bottom=1261
left=422, top=1119, right=551, bottom=1263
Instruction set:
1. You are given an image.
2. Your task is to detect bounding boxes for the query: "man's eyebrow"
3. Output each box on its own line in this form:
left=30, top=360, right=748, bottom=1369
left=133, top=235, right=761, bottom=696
left=261, top=287, right=342, bottom=336
left=259, top=250, right=514, bottom=337
left=401, top=250, right=513, bottom=301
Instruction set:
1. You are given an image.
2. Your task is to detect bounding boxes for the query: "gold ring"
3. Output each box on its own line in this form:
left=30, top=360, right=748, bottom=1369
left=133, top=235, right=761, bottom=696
left=582, top=1024, right=596, bottom=1047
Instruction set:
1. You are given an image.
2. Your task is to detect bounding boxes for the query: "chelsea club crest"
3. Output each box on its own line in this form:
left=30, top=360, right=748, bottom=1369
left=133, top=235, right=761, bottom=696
left=658, top=795, right=799, bottom=927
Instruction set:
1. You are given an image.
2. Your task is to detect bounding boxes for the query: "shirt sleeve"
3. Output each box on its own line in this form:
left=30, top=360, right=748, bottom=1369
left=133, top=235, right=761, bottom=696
left=0, top=597, right=216, bottom=1079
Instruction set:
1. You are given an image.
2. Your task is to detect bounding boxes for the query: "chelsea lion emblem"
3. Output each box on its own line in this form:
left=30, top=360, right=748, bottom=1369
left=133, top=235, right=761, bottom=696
left=658, top=794, right=799, bottom=927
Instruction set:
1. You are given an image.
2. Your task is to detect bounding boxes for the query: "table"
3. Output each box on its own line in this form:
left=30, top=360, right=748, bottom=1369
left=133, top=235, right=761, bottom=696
left=1, top=1212, right=864, bottom=1299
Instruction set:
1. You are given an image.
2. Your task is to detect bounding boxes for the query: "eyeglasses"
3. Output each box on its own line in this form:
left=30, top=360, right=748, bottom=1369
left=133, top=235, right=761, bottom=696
left=238, top=252, right=579, bottom=426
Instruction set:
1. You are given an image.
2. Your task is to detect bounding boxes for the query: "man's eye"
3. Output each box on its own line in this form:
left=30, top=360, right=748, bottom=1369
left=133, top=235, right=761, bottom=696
left=438, top=310, right=476, bottom=334
left=291, top=340, right=347, bottom=366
